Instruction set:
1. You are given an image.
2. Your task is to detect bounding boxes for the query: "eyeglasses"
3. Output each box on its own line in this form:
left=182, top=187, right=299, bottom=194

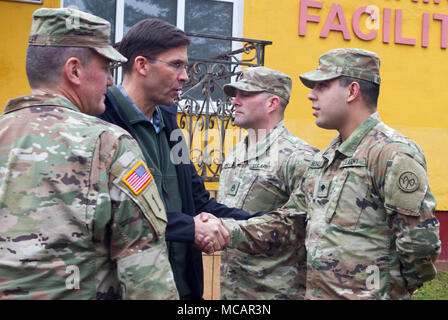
left=141, top=55, right=188, bottom=72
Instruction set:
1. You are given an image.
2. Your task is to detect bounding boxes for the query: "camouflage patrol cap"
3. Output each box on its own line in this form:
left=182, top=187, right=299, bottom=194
left=299, top=48, right=381, bottom=88
left=29, top=7, right=127, bottom=63
left=224, top=66, right=292, bottom=102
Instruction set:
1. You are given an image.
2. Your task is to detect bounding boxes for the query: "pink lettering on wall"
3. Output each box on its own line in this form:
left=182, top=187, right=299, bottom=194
left=299, top=0, right=323, bottom=36
left=434, top=13, right=448, bottom=49
left=297, top=0, right=448, bottom=49
left=352, top=6, right=378, bottom=41
left=413, top=0, right=440, bottom=3
left=320, top=3, right=351, bottom=40
left=422, top=13, right=430, bottom=47
left=395, top=9, right=416, bottom=45
left=383, top=8, right=392, bottom=44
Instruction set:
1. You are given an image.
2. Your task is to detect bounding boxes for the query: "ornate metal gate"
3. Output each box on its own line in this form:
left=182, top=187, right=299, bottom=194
left=177, top=33, right=272, bottom=182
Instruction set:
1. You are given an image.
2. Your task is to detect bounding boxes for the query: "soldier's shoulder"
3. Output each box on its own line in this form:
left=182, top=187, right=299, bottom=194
left=371, top=122, right=423, bottom=152
left=71, top=111, right=134, bottom=139
left=279, top=129, right=319, bottom=157
left=365, top=122, right=426, bottom=164
left=95, top=116, right=134, bottom=138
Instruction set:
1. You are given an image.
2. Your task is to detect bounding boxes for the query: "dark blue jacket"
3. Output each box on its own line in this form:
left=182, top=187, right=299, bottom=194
left=99, top=89, right=252, bottom=299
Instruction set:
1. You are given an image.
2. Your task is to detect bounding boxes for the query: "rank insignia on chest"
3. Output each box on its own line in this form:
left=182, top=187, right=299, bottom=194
left=122, top=161, right=153, bottom=195
left=228, top=182, right=240, bottom=196
left=316, top=180, right=331, bottom=198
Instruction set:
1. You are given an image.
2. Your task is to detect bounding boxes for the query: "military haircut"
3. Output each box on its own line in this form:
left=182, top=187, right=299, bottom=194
left=119, top=18, right=191, bottom=74
left=26, top=45, right=94, bottom=89
left=338, top=76, right=380, bottom=109
left=278, top=95, right=288, bottom=112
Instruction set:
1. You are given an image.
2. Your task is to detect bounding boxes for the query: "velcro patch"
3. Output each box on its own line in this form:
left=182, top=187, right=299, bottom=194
left=317, top=180, right=331, bottom=198
left=228, top=182, right=240, bottom=196
left=340, top=158, right=366, bottom=168
left=398, top=171, right=419, bottom=193
left=309, top=160, right=325, bottom=168
left=122, top=161, right=153, bottom=195
left=249, top=163, right=270, bottom=170
left=117, top=151, right=136, bottom=168
left=384, top=153, right=427, bottom=216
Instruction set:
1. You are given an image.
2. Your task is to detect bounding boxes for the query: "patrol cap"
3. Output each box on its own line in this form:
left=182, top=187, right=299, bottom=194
left=224, top=66, right=292, bottom=102
left=28, top=7, right=127, bottom=63
left=299, top=48, right=381, bottom=89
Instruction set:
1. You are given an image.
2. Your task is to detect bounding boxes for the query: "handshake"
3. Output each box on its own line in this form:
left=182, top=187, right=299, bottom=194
left=193, top=212, right=230, bottom=254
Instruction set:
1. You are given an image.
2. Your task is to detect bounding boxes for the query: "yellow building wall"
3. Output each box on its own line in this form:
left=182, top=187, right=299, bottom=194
left=0, top=0, right=60, bottom=109
left=1, top=0, right=446, bottom=210
left=244, top=0, right=448, bottom=210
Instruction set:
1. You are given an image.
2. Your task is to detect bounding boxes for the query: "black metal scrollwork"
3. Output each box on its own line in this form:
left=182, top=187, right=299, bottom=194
left=175, top=33, right=272, bottom=182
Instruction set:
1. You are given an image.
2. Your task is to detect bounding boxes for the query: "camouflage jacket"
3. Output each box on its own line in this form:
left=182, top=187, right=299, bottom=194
left=218, top=121, right=317, bottom=300
left=0, top=94, right=178, bottom=300
left=221, top=113, right=441, bottom=300
left=301, top=113, right=440, bottom=299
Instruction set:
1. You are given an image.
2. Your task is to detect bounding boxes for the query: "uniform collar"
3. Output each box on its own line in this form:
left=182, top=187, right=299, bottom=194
left=338, top=112, right=380, bottom=157
left=323, top=112, right=380, bottom=164
left=3, top=94, right=81, bottom=114
left=233, top=120, right=286, bottom=164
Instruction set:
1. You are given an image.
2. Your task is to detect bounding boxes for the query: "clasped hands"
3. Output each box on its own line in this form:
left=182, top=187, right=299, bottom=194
left=193, top=212, right=229, bottom=254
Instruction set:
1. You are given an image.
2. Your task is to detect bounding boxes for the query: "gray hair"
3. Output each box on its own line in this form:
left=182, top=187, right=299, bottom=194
left=26, top=46, right=94, bottom=89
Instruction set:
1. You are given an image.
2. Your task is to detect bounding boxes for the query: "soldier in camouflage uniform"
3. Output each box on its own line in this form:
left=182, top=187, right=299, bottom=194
left=217, top=67, right=317, bottom=299
left=223, top=48, right=441, bottom=300
left=0, top=8, right=177, bottom=300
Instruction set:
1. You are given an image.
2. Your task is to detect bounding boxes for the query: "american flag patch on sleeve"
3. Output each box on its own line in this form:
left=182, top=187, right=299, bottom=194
left=122, top=161, right=153, bottom=195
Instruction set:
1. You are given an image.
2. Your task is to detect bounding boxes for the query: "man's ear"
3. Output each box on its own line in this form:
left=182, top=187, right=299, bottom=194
left=134, top=56, right=149, bottom=76
left=63, top=57, right=83, bottom=86
left=266, top=95, right=281, bottom=114
left=346, top=81, right=361, bottom=103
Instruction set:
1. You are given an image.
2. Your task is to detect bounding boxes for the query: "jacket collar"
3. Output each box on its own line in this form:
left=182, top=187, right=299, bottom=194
left=3, top=94, right=80, bottom=114
left=323, top=112, right=380, bottom=164
left=110, top=85, right=166, bottom=130
left=233, top=120, right=286, bottom=164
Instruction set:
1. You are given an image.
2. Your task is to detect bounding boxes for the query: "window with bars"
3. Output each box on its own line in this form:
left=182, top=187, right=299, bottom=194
left=61, top=0, right=244, bottom=59
left=60, top=0, right=270, bottom=182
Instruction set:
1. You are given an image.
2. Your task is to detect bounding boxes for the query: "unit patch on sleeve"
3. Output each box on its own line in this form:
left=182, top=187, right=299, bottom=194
left=398, top=171, right=419, bottom=193
left=122, top=161, right=153, bottom=195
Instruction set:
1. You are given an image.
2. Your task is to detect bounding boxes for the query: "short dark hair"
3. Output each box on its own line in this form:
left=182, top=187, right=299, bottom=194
left=278, top=96, right=288, bottom=111
left=26, top=46, right=93, bottom=89
left=119, top=19, right=191, bottom=74
left=338, top=76, right=380, bottom=108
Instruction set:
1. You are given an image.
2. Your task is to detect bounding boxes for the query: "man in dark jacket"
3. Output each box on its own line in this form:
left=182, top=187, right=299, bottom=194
left=98, top=18, right=252, bottom=300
